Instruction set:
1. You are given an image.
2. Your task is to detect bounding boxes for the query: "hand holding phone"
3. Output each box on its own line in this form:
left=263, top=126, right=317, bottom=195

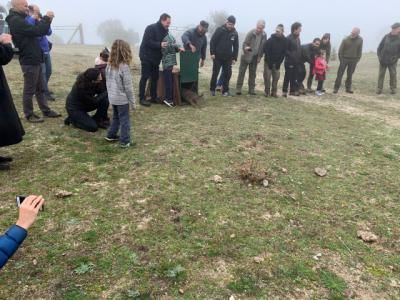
left=16, top=195, right=45, bottom=230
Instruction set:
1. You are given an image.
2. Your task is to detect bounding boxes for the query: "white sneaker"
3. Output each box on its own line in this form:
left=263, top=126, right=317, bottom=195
left=315, top=91, right=324, bottom=96
left=163, top=100, right=174, bottom=107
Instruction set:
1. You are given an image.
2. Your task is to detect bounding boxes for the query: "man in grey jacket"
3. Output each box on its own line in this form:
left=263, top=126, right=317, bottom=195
left=236, top=20, right=267, bottom=95
left=182, top=20, right=208, bottom=67
left=377, top=23, right=400, bottom=95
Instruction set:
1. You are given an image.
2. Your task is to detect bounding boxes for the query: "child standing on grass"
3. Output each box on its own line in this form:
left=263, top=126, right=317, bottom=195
left=105, top=40, right=136, bottom=148
left=162, top=33, right=184, bottom=107
left=313, top=50, right=328, bottom=96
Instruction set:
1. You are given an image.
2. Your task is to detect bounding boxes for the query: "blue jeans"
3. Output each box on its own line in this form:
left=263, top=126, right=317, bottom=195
left=107, top=104, right=131, bottom=144
left=41, top=53, right=52, bottom=95
left=163, top=67, right=173, bottom=101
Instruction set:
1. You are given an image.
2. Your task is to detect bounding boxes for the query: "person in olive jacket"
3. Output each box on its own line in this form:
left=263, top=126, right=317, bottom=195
left=377, top=23, right=400, bottom=95
left=236, top=20, right=267, bottom=96
left=333, top=27, right=363, bottom=94
left=209, top=15, right=239, bottom=97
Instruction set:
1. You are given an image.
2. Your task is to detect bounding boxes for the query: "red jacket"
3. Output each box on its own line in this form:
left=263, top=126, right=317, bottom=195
left=313, top=56, right=328, bottom=76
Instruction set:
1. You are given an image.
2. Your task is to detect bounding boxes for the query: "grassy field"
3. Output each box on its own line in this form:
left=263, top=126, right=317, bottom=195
left=0, top=45, right=399, bottom=299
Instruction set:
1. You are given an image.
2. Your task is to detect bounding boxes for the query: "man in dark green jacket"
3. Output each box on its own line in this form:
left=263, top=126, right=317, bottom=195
left=334, top=28, right=363, bottom=94
left=377, top=23, right=400, bottom=95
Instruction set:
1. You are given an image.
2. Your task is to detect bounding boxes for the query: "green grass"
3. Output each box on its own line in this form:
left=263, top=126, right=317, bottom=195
left=0, top=46, right=399, bottom=299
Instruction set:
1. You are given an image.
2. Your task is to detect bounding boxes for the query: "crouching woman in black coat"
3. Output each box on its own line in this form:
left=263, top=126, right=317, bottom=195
left=64, top=68, right=110, bottom=132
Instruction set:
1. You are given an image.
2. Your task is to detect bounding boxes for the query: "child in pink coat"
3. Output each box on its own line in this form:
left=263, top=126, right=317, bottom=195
left=313, top=50, right=328, bottom=96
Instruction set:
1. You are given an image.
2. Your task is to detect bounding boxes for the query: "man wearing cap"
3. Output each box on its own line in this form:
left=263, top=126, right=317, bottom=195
left=210, top=15, right=239, bottom=97
left=377, top=23, right=400, bottom=95
left=333, top=27, right=363, bottom=94
left=263, top=24, right=286, bottom=97
left=236, top=20, right=267, bottom=96
left=182, top=21, right=208, bottom=67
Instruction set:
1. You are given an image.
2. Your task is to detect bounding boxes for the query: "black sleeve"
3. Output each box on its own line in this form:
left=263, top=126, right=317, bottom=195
left=377, top=36, right=385, bottom=57
left=232, top=32, right=239, bottom=61
left=10, top=16, right=51, bottom=37
left=210, top=27, right=221, bottom=56
left=0, top=44, right=14, bottom=66
left=201, top=36, right=207, bottom=60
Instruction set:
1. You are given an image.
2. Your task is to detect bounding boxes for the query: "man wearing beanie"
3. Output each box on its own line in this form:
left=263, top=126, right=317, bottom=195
left=377, top=23, right=400, bottom=95
left=210, top=15, right=239, bottom=97
left=263, top=24, right=287, bottom=97
left=182, top=20, right=209, bottom=67
left=236, top=20, right=267, bottom=96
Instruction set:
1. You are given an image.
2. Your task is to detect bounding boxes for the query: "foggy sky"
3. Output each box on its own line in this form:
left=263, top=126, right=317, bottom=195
left=12, top=0, right=400, bottom=51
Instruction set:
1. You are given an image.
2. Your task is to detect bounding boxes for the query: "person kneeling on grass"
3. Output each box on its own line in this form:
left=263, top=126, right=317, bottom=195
left=313, top=50, right=328, bottom=96
left=161, top=32, right=184, bottom=107
left=64, top=68, right=110, bottom=132
left=105, top=40, right=136, bottom=148
left=0, top=195, right=44, bottom=269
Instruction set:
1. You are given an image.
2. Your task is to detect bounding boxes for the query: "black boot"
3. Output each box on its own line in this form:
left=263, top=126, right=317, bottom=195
left=0, top=162, right=10, bottom=171
left=140, top=99, right=152, bottom=107
left=0, top=156, right=13, bottom=163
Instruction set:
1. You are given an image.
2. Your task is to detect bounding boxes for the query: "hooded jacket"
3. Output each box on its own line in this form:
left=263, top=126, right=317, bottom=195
left=6, top=9, right=51, bottom=65
left=210, top=25, right=239, bottom=61
left=377, top=33, right=400, bottom=66
left=139, top=21, right=169, bottom=65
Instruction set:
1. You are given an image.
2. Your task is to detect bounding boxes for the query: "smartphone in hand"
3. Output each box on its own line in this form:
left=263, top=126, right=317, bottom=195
left=16, top=196, right=45, bottom=211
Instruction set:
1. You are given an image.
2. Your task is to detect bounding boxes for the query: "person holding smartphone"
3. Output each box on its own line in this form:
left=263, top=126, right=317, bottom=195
left=0, top=195, right=45, bottom=269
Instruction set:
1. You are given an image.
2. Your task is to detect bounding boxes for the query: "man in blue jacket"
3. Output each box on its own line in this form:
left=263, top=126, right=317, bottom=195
left=138, top=13, right=171, bottom=107
left=0, top=195, right=44, bottom=269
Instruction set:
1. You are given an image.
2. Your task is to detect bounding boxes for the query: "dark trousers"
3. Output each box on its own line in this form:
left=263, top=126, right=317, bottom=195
left=210, top=58, right=232, bottom=93
left=283, top=64, right=298, bottom=93
left=377, top=62, right=397, bottom=92
left=334, top=58, right=359, bottom=91
left=139, top=60, right=159, bottom=101
left=163, top=67, right=174, bottom=101
left=21, top=64, right=50, bottom=117
left=317, top=80, right=324, bottom=91
left=40, top=53, right=52, bottom=95
left=67, top=92, right=109, bottom=132
left=307, top=64, right=314, bottom=89
left=297, top=63, right=306, bottom=90
left=107, top=104, right=131, bottom=144
left=263, top=62, right=281, bottom=95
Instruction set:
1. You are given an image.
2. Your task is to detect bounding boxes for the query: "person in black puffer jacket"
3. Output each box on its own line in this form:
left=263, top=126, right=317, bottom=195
left=209, top=15, right=239, bottom=96
left=282, top=22, right=302, bottom=97
left=65, top=68, right=109, bottom=132
left=138, top=13, right=170, bottom=107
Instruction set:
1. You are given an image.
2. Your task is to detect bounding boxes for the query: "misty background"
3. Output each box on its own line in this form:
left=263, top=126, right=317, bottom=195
left=2, top=0, right=399, bottom=51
